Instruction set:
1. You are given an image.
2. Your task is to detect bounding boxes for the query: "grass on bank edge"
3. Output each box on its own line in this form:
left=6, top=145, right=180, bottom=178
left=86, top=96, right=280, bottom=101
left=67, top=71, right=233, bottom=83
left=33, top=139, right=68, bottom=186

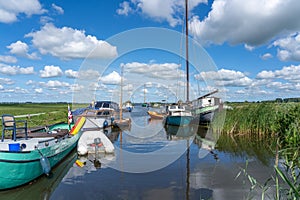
left=212, top=102, right=300, bottom=199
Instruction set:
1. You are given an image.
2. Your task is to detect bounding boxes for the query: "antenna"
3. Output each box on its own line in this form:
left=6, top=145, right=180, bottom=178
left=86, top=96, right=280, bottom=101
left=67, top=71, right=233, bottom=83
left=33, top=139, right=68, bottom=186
left=185, top=0, right=189, bottom=102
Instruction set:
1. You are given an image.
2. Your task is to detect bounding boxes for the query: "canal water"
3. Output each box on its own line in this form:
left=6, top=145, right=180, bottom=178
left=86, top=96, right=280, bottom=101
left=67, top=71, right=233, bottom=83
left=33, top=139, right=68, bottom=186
left=0, top=106, right=277, bottom=200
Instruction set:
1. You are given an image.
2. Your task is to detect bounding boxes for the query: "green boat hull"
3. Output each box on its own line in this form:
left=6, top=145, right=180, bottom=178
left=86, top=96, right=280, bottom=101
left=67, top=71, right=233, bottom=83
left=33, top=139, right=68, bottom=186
left=165, top=116, right=194, bottom=126
left=194, top=105, right=219, bottom=115
left=0, top=123, right=82, bottom=190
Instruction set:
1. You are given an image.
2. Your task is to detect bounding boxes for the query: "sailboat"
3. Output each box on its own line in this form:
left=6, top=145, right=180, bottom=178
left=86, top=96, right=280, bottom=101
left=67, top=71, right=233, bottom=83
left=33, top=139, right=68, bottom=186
left=114, top=64, right=131, bottom=128
left=122, top=100, right=134, bottom=112
left=176, top=0, right=222, bottom=125
left=165, top=0, right=194, bottom=126
left=141, top=84, right=149, bottom=107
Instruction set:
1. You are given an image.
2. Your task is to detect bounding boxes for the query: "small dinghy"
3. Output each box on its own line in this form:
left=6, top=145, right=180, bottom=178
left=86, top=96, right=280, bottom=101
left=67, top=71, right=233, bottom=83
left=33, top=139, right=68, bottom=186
left=77, top=130, right=114, bottom=155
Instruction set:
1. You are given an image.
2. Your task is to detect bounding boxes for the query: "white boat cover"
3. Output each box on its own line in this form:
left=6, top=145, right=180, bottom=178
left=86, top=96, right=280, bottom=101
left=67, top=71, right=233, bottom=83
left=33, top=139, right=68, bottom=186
left=77, top=130, right=114, bottom=155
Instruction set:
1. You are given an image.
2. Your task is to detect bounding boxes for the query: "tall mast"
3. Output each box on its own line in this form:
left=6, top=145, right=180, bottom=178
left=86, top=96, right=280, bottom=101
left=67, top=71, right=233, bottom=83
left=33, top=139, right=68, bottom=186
left=144, top=84, right=146, bottom=103
left=185, top=0, right=189, bottom=102
left=119, top=65, right=123, bottom=120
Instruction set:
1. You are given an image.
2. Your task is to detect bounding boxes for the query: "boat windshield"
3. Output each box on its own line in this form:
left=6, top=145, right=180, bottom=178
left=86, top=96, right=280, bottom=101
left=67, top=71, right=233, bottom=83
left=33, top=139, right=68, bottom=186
left=95, top=102, right=110, bottom=108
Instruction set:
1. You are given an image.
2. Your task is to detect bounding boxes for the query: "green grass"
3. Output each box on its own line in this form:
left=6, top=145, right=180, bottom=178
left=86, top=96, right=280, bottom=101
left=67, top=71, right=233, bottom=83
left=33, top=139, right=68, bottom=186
left=212, top=102, right=300, bottom=199
left=0, top=103, right=71, bottom=130
left=212, top=102, right=300, bottom=138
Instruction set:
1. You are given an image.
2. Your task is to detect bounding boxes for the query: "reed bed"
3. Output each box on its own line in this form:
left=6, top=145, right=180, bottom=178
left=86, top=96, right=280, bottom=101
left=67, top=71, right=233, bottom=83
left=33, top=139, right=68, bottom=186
left=212, top=102, right=300, bottom=140
left=212, top=102, right=300, bottom=199
left=212, top=101, right=300, bottom=167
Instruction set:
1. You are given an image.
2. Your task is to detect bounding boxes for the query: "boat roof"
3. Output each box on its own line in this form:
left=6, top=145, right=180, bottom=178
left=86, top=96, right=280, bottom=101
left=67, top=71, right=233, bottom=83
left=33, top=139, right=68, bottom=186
left=94, top=101, right=119, bottom=109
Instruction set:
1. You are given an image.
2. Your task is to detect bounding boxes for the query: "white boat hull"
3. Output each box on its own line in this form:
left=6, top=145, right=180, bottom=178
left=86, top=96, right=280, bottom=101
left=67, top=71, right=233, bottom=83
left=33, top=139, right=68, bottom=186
left=83, top=117, right=111, bottom=129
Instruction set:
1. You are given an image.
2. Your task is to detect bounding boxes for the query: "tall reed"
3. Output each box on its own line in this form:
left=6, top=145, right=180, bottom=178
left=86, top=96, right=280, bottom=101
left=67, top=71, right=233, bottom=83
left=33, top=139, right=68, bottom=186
left=212, top=102, right=300, bottom=199
left=212, top=102, right=300, bottom=139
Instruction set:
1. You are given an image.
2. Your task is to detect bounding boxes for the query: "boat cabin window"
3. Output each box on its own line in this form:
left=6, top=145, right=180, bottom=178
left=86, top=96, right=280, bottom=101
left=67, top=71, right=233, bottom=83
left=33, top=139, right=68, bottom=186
left=170, top=105, right=177, bottom=109
left=97, top=111, right=111, bottom=115
left=94, top=101, right=118, bottom=110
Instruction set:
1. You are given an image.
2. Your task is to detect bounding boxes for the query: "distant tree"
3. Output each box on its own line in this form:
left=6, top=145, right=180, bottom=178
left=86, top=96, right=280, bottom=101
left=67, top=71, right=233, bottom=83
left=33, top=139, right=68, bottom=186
left=275, top=98, right=283, bottom=103
left=283, top=98, right=300, bottom=103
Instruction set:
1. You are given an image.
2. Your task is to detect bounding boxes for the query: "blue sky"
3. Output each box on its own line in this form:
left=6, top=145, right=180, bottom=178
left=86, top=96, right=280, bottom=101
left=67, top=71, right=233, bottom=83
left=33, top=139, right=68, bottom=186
left=0, top=0, right=300, bottom=103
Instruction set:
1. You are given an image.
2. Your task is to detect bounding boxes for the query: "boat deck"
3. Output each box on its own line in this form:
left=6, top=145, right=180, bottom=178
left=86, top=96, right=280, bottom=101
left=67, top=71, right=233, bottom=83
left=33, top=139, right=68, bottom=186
left=0, top=129, right=70, bottom=152
left=3, top=128, right=69, bottom=139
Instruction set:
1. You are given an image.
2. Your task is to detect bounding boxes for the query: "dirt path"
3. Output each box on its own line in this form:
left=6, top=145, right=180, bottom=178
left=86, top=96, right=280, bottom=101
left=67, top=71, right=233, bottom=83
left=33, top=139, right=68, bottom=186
left=14, top=111, right=58, bottom=118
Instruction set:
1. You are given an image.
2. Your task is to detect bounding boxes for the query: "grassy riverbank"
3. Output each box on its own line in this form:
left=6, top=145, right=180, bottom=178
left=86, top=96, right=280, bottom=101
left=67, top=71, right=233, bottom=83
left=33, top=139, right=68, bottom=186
left=212, top=102, right=300, bottom=198
left=212, top=102, right=300, bottom=144
left=0, top=103, right=71, bottom=129
left=212, top=102, right=300, bottom=165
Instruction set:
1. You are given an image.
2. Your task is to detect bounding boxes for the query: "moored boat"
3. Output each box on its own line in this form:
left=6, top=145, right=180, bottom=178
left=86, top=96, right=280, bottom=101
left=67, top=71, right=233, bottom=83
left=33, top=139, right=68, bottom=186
left=122, top=101, right=134, bottom=112
left=147, top=110, right=165, bottom=119
left=0, top=116, right=86, bottom=190
left=191, top=91, right=222, bottom=124
left=165, top=103, right=194, bottom=126
left=92, top=100, right=119, bottom=111
left=77, top=109, right=115, bottom=129
left=113, top=118, right=131, bottom=128
left=114, top=64, right=131, bottom=129
left=77, top=130, right=115, bottom=155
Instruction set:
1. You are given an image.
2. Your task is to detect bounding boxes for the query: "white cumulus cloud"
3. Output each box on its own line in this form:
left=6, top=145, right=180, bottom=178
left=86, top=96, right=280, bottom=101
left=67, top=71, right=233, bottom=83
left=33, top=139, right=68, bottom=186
left=0, top=55, right=17, bottom=63
left=257, top=64, right=300, bottom=83
left=189, top=0, right=300, bottom=46
left=99, top=71, right=121, bottom=85
left=7, top=41, right=39, bottom=59
left=256, top=70, right=275, bottom=79
left=273, top=65, right=300, bottom=82
left=35, top=88, right=43, bottom=93
left=0, top=77, right=14, bottom=84
left=273, top=33, right=300, bottom=61
left=117, top=1, right=133, bottom=16
left=0, top=0, right=46, bottom=23
left=65, top=69, right=79, bottom=78
left=260, top=53, right=273, bottom=60
left=117, top=0, right=207, bottom=27
left=39, top=80, right=70, bottom=89
left=196, top=69, right=252, bottom=87
left=26, top=23, right=117, bottom=60
left=123, top=62, right=184, bottom=80
left=0, top=63, right=34, bottom=75
left=39, top=65, right=63, bottom=78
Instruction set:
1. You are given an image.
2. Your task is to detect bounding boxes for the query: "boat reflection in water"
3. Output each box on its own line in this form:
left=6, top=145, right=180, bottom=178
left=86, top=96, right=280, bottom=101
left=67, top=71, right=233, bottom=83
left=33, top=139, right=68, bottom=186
left=0, top=149, right=77, bottom=200
left=163, top=124, right=216, bottom=200
left=64, top=128, right=117, bottom=182
left=194, top=126, right=219, bottom=161
left=164, top=124, right=198, bottom=141
left=62, top=153, right=116, bottom=183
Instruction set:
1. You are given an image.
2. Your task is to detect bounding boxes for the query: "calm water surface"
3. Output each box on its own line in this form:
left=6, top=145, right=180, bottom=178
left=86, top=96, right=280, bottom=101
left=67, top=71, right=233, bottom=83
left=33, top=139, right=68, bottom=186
left=0, top=106, right=277, bottom=200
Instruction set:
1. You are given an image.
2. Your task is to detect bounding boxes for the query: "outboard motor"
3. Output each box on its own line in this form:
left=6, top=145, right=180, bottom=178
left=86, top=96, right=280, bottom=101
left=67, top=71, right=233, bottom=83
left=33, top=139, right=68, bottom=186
left=111, top=117, right=115, bottom=127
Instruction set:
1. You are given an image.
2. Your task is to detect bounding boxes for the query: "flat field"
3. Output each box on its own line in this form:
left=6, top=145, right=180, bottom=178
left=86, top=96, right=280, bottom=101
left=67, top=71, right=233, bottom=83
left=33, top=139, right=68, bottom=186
left=0, top=103, right=72, bottom=130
